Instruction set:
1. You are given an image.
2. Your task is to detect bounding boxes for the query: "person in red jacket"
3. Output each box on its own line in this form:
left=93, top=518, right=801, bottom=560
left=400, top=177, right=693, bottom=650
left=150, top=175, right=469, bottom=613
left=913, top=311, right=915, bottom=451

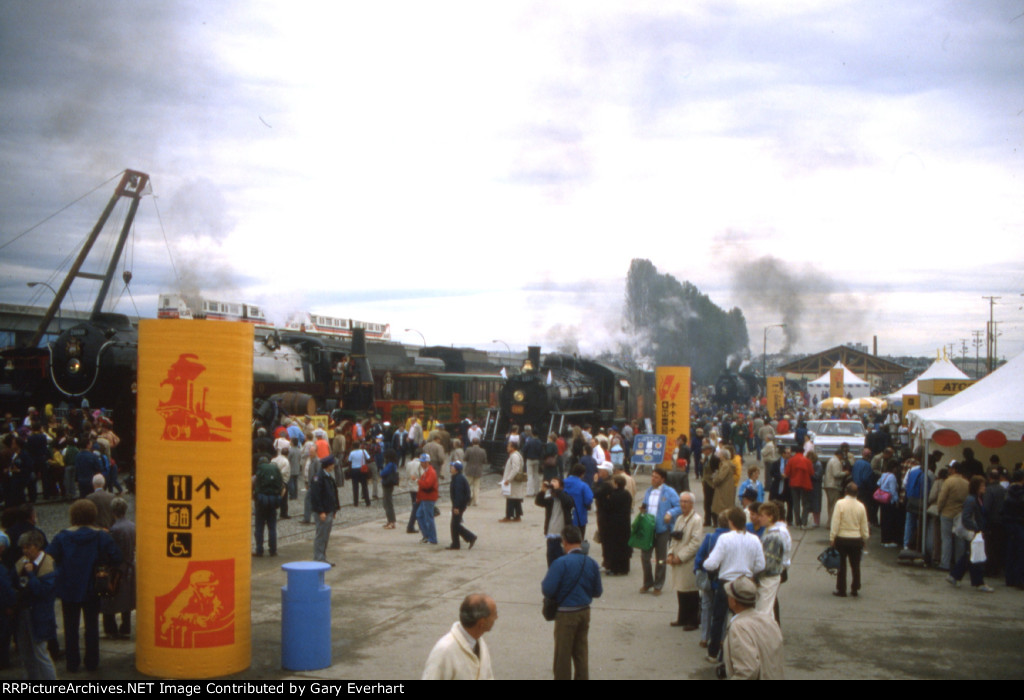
left=416, top=454, right=439, bottom=544
left=786, top=449, right=816, bottom=529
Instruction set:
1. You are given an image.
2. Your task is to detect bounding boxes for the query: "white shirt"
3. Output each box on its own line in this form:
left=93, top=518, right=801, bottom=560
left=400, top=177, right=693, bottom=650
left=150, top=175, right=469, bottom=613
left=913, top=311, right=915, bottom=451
left=704, top=530, right=766, bottom=582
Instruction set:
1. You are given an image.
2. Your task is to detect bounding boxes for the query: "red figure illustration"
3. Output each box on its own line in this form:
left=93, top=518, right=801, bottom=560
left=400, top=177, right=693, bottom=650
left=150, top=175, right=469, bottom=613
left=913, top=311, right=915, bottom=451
left=155, top=560, right=235, bottom=648
left=157, top=353, right=232, bottom=441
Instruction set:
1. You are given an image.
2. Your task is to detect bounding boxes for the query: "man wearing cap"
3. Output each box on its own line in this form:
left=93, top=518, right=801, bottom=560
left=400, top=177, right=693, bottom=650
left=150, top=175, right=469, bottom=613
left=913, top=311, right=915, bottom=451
left=447, top=461, right=477, bottom=550
left=310, top=456, right=340, bottom=565
left=722, top=576, right=784, bottom=680
left=417, top=454, right=440, bottom=545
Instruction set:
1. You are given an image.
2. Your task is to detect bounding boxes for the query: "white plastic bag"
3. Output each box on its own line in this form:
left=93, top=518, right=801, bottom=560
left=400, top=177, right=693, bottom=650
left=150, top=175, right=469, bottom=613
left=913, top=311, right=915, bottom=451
left=970, top=532, right=987, bottom=564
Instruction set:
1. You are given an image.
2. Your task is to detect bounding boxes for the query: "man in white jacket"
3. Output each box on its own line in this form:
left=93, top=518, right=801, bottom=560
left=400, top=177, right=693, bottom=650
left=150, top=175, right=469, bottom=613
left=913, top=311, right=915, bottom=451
left=423, top=594, right=498, bottom=680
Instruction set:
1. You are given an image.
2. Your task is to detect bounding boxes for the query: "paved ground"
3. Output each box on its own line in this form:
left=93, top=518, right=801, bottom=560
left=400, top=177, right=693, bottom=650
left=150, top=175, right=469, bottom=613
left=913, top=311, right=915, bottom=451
left=6, top=465, right=1024, bottom=680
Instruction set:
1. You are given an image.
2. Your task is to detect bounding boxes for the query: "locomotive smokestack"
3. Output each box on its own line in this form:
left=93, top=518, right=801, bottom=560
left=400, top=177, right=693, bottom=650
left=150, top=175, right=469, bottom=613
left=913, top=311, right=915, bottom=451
left=352, top=327, right=367, bottom=357
left=526, top=346, right=541, bottom=372
left=351, top=327, right=373, bottom=382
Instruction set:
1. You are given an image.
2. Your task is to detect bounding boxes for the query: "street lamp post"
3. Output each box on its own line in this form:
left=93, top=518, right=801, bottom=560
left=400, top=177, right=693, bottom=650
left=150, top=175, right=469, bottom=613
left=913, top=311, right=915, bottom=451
left=27, top=281, right=62, bottom=339
left=491, top=339, right=512, bottom=367
left=404, top=328, right=426, bottom=347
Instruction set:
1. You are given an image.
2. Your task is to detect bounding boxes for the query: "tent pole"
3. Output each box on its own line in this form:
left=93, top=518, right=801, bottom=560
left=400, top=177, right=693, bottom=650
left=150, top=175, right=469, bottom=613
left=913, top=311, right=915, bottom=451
left=922, top=435, right=930, bottom=559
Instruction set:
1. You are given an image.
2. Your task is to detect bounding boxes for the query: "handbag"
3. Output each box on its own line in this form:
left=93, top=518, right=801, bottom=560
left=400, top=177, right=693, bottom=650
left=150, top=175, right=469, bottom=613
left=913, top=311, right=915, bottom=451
left=93, top=535, right=121, bottom=598
left=817, top=546, right=840, bottom=574
left=872, top=487, right=892, bottom=505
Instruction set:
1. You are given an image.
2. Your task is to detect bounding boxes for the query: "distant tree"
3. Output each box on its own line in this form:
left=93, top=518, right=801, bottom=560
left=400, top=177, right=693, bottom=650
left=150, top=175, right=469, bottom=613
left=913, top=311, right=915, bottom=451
left=622, top=259, right=749, bottom=383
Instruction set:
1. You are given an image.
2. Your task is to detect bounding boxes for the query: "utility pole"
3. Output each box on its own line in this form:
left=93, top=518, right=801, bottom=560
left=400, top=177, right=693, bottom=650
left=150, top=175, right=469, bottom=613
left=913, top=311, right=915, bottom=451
left=992, top=321, right=1001, bottom=369
left=982, top=296, right=1000, bottom=375
left=971, top=330, right=983, bottom=379
left=959, top=338, right=968, bottom=370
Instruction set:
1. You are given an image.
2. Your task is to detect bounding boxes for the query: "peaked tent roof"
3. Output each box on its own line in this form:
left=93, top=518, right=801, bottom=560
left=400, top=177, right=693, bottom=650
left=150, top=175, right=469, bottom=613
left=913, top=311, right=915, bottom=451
left=807, top=361, right=870, bottom=387
left=907, top=352, right=1024, bottom=443
left=886, top=357, right=969, bottom=401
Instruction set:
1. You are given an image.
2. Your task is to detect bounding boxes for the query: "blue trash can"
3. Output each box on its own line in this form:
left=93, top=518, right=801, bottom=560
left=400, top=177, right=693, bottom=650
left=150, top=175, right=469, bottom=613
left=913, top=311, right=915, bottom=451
left=281, top=561, right=332, bottom=671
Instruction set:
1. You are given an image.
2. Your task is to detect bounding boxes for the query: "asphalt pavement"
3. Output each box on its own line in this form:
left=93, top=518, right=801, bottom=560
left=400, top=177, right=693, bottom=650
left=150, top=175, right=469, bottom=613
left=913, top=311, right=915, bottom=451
left=6, top=464, right=1024, bottom=680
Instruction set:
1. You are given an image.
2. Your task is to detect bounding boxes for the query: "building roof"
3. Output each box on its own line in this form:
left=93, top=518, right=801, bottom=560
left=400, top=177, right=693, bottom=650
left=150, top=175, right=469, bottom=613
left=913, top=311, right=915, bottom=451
left=777, top=345, right=907, bottom=379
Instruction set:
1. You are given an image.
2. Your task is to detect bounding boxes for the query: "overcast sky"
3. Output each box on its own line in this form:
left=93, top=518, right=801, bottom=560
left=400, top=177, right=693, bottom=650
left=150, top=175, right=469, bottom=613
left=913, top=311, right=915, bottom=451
left=1, top=1, right=1022, bottom=363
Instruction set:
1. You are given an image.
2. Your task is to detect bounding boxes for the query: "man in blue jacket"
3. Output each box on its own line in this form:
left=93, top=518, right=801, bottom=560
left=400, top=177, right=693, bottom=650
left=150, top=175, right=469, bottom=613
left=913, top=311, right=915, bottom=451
left=639, top=468, right=681, bottom=595
left=563, top=464, right=595, bottom=539
left=541, top=525, right=602, bottom=680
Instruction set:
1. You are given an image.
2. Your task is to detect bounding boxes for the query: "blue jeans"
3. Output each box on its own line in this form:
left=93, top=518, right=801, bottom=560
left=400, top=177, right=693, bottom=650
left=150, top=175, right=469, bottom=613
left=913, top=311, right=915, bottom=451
left=17, top=609, right=56, bottom=680
left=416, top=500, right=437, bottom=543
left=940, top=516, right=965, bottom=569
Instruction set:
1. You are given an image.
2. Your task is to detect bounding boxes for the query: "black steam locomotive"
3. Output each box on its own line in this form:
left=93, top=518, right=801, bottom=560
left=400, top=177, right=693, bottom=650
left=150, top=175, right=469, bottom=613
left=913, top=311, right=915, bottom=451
left=491, top=347, right=636, bottom=439
left=713, top=369, right=763, bottom=405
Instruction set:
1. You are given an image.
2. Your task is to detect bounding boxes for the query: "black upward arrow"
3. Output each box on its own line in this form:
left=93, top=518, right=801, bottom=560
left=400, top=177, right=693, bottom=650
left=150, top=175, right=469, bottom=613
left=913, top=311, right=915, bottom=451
left=196, top=478, right=220, bottom=499
left=197, top=506, right=220, bottom=527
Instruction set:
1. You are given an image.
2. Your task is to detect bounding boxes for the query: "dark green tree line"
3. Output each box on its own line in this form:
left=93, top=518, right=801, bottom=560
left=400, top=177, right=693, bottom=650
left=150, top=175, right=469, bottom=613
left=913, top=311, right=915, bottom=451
left=621, top=258, right=749, bottom=383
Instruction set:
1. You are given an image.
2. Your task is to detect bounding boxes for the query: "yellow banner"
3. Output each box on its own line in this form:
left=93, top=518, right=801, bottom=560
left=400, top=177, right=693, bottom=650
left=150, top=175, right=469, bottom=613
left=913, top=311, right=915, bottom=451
left=902, top=394, right=919, bottom=422
left=917, top=379, right=976, bottom=396
left=766, top=376, right=785, bottom=417
left=829, top=368, right=844, bottom=398
left=655, top=367, right=690, bottom=469
left=136, top=320, right=253, bottom=678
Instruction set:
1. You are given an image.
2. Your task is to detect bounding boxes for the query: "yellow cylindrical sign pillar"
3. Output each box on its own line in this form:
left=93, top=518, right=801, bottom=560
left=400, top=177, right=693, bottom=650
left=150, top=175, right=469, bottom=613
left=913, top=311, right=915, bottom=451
left=135, top=320, right=253, bottom=678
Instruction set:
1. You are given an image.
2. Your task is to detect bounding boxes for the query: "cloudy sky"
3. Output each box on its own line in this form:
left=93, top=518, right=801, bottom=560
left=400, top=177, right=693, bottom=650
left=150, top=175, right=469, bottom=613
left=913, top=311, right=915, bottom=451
left=1, top=1, right=1022, bottom=363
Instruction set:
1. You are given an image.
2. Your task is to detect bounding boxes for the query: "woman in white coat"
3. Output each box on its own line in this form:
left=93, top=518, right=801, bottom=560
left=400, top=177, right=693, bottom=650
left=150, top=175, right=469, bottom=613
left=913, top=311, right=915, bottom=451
left=499, top=442, right=526, bottom=522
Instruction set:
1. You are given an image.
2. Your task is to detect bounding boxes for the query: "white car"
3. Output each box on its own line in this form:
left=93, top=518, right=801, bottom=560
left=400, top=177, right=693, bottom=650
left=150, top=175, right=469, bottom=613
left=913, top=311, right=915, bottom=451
left=776, top=420, right=865, bottom=458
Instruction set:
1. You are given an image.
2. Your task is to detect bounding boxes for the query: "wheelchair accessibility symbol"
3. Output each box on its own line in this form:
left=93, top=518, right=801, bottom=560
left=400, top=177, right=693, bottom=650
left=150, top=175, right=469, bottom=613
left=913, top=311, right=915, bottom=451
left=167, top=532, right=192, bottom=558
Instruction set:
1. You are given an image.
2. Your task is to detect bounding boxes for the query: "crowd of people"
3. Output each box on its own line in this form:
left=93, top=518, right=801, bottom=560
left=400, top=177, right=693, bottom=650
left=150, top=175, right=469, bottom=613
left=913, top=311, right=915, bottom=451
left=4, top=391, right=1020, bottom=680
left=0, top=406, right=136, bottom=680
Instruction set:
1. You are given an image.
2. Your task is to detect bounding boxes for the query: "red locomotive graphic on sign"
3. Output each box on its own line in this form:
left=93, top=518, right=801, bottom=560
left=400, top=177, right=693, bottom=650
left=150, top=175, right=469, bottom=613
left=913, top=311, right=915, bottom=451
left=157, top=353, right=232, bottom=441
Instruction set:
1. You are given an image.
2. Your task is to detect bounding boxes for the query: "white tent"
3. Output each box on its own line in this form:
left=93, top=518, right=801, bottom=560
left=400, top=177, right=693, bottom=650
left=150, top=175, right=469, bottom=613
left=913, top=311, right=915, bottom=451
left=886, top=356, right=968, bottom=402
left=907, top=352, right=1024, bottom=467
left=808, top=361, right=871, bottom=400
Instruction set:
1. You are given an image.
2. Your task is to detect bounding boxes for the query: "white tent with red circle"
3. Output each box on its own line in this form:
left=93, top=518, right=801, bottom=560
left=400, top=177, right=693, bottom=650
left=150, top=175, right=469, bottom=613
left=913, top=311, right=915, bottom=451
left=907, top=351, right=1024, bottom=466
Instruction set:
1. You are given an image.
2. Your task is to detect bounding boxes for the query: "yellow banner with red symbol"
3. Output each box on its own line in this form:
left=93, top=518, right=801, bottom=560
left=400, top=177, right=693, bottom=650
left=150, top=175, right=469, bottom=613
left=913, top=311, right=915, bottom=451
left=655, top=367, right=690, bottom=469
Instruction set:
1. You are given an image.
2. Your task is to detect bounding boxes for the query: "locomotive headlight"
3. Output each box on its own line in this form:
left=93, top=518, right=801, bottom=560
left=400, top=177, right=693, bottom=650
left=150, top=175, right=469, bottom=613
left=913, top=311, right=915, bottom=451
left=67, top=358, right=82, bottom=374
left=513, top=390, right=525, bottom=403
